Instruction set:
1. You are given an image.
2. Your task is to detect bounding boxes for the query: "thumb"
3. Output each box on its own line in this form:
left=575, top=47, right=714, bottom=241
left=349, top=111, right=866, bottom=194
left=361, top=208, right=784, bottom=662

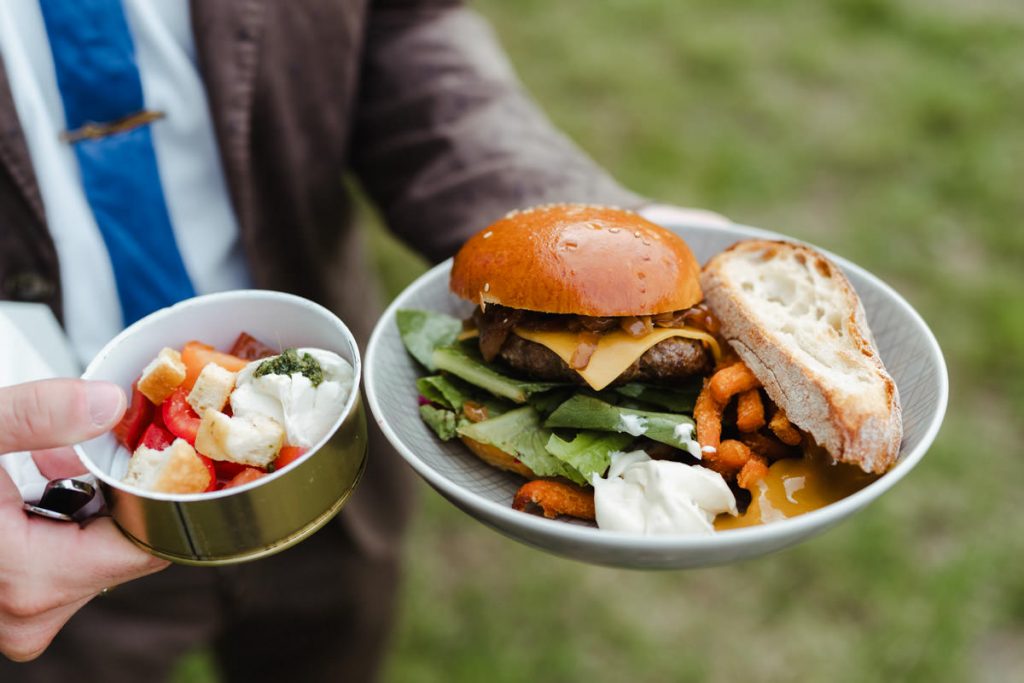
left=32, top=447, right=89, bottom=480
left=0, top=380, right=126, bottom=454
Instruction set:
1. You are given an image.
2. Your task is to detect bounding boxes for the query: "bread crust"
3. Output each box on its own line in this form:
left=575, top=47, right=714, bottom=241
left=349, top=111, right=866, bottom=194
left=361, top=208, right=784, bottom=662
left=138, top=347, right=186, bottom=405
left=701, top=240, right=902, bottom=473
left=124, top=438, right=211, bottom=494
left=450, top=204, right=703, bottom=316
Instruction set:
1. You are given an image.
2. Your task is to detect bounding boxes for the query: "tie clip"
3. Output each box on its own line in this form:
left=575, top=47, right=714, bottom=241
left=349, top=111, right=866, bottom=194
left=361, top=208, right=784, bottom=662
left=61, top=109, right=165, bottom=144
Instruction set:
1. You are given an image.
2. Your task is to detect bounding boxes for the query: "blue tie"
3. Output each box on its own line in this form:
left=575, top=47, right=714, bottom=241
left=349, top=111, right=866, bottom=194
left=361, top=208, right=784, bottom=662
left=38, top=0, right=196, bottom=325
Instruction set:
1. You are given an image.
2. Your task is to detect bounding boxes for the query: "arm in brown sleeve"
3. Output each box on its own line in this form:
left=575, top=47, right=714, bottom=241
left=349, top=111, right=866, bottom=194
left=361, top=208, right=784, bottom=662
left=350, top=1, right=646, bottom=263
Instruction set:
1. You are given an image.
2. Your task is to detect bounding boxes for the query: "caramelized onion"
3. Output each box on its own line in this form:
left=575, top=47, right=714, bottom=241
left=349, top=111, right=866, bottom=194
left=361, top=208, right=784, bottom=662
left=620, top=315, right=653, bottom=337
left=576, top=316, right=618, bottom=333
left=462, top=401, right=489, bottom=423
left=473, top=305, right=523, bottom=362
left=653, top=303, right=720, bottom=336
left=570, top=331, right=601, bottom=370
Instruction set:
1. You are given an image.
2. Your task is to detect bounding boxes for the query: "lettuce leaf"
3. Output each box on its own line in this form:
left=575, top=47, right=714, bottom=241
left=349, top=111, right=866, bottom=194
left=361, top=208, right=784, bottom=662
left=545, top=431, right=634, bottom=485
left=613, top=382, right=699, bottom=413
left=457, top=406, right=580, bottom=480
left=419, top=404, right=459, bottom=441
left=417, top=375, right=470, bottom=410
left=544, top=394, right=697, bottom=450
left=397, top=309, right=462, bottom=370
left=433, top=343, right=562, bottom=403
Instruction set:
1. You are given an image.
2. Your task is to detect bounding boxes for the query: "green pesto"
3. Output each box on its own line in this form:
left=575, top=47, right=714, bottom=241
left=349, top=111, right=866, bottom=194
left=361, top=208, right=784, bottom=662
left=254, top=348, right=324, bottom=387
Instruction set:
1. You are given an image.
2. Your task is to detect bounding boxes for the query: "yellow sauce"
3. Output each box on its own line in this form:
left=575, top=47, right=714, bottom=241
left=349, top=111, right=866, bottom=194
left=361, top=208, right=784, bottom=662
left=714, top=447, right=879, bottom=530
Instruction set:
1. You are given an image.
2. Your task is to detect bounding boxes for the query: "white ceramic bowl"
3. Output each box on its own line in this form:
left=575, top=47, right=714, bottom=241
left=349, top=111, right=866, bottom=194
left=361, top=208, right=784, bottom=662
left=364, top=223, right=948, bottom=569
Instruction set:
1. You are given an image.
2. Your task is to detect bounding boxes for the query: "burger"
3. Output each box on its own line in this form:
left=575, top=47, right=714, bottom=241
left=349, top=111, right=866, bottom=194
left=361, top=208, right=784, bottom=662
left=449, top=204, right=720, bottom=390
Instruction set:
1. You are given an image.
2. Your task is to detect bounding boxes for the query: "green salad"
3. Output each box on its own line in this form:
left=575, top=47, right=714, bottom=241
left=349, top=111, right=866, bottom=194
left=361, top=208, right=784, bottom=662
left=397, top=309, right=702, bottom=486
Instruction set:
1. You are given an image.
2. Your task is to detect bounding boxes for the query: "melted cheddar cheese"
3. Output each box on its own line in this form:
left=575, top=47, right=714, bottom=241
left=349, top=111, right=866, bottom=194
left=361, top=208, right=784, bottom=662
left=512, top=326, right=721, bottom=391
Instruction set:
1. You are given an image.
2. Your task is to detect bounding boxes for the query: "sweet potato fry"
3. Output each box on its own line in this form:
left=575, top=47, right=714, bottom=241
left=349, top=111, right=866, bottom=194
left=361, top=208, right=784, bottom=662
left=736, top=389, right=766, bottom=433
left=706, top=439, right=755, bottom=477
left=462, top=437, right=535, bottom=479
left=512, top=479, right=595, bottom=521
left=694, top=379, right=724, bottom=453
left=769, top=409, right=802, bottom=446
left=740, top=431, right=798, bottom=461
left=737, top=453, right=769, bottom=492
left=709, top=362, right=761, bottom=405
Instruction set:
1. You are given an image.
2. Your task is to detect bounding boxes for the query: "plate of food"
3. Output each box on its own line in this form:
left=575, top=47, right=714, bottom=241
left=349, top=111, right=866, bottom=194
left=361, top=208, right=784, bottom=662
left=364, top=204, right=947, bottom=569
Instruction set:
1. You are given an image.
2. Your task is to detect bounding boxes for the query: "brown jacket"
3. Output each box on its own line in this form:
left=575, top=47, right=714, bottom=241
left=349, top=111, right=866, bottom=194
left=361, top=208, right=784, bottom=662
left=0, top=0, right=642, bottom=556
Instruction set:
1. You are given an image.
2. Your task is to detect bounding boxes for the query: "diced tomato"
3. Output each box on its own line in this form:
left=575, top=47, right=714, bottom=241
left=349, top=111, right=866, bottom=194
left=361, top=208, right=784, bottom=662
left=222, top=467, right=266, bottom=490
left=273, top=446, right=307, bottom=472
left=139, top=421, right=174, bottom=450
left=213, top=459, right=248, bottom=481
left=150, top=403, right=166, bottom=429
left=228, top=332, right=278, bottom=361
left=197, top=454, right=217, bottom=492
left=112, top=382, right=153, bottom=451
left=163, top=388, right=201, bottom=445
left=181, top=341, right=249, bottom=391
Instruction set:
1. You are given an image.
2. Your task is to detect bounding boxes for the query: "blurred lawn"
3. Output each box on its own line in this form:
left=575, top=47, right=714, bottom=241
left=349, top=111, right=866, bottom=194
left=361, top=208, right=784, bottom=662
left=176, top=1, right=1024, bottom=681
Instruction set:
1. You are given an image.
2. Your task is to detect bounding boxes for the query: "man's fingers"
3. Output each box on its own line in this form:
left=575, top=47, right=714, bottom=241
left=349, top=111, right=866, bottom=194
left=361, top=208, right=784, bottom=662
left=0, top=467, right=24, bottom=515
left=31, top=447, right=89, bottom=480
left=64, top=517, right=169, bottom=591
left=0, top=380, right=126, bottom=454
left=4, top=517, right=167, bottom=619
left=0, top=596, right=90, bottom=662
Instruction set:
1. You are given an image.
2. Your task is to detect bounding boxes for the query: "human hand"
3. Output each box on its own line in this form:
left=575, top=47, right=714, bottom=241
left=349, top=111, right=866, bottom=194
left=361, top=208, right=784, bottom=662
left=638, top=202, right=731, bottom=228
left=0, top=380, right=168, bottom=662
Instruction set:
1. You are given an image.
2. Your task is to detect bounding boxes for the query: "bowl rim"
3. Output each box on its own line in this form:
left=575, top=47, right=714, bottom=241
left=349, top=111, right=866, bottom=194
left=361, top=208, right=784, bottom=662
left=74, top=289, right=364, bottom=502
left=364, top=222, right=949, bottom=551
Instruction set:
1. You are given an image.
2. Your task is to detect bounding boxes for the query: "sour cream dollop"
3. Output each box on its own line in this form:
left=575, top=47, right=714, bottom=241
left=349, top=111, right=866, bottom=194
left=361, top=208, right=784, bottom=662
left=230, top=348, right=353, bottom=448
left=591, top=451, right=738, bottom=535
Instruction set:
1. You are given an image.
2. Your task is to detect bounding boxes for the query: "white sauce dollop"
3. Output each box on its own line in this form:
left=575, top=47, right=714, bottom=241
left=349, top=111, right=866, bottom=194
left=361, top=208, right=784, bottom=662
left=590, top=451, right=737, bottom=535
left=617, top=414, right=648, bottom=436
left=230, top=348, right=353, bottom=448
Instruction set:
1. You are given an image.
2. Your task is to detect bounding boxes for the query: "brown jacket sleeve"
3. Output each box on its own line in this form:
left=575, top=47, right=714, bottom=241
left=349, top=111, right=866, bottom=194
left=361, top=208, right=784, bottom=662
left=350, top=1, right=645, bottom=262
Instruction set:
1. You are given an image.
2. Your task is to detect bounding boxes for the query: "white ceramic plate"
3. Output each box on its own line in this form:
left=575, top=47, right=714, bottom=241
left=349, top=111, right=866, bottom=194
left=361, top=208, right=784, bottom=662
left=364, top=222, right=948, bottom=569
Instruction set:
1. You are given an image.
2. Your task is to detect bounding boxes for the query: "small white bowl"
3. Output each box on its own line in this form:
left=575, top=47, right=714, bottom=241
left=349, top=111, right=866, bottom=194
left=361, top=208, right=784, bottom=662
left=364, top=223, right=948, bottom=569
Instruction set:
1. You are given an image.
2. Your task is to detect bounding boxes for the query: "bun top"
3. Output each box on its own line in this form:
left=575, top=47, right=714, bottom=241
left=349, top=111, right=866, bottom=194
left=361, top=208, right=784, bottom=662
left=450, top=204, right=703, bottom=316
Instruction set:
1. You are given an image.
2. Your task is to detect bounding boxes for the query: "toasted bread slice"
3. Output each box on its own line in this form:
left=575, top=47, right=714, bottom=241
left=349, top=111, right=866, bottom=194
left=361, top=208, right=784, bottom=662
left=124, top=438, right=211, bottom=494
left=187, top=362, right=236, bottom=415
left=700, top=240, right=901, bottom=473
left=138, top=347, right=186, bottom=405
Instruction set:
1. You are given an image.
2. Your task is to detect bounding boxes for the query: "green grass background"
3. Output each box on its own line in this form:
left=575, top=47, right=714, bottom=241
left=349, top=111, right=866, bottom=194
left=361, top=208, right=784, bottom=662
left=176, top=1, right=1024, bottom=681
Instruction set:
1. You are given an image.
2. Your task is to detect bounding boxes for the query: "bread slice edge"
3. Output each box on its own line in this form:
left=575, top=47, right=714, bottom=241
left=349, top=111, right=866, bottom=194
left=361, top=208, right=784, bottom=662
left=701, top=240, right=902, bottom=473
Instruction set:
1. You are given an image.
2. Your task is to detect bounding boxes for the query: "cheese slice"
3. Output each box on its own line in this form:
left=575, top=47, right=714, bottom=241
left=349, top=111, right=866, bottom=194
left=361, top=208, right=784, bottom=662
left=513, top=326, right=720, bottom=391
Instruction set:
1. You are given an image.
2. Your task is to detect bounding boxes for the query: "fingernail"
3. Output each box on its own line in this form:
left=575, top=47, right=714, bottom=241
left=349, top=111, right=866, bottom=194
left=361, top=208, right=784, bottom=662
left=86, top=382, right=126, bottom=428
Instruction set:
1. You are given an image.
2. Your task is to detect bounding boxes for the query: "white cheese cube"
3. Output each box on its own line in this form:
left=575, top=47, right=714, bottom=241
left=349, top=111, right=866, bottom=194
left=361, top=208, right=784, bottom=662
left=195, top=410, right=284, bottom=468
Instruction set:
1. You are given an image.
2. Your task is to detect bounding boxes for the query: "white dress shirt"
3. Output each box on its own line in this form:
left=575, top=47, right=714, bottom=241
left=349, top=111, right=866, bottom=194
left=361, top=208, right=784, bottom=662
left=0, top=0, right=251, bottom=365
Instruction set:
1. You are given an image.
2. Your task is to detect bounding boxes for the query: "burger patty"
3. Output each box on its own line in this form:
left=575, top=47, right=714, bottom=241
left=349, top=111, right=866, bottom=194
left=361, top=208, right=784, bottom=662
left=498, top=334, right=711, bottom=386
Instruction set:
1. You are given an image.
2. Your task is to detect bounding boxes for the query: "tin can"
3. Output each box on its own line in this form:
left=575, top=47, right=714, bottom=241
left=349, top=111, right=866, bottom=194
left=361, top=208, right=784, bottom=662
left=75, top=290, right=366, bottom=565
